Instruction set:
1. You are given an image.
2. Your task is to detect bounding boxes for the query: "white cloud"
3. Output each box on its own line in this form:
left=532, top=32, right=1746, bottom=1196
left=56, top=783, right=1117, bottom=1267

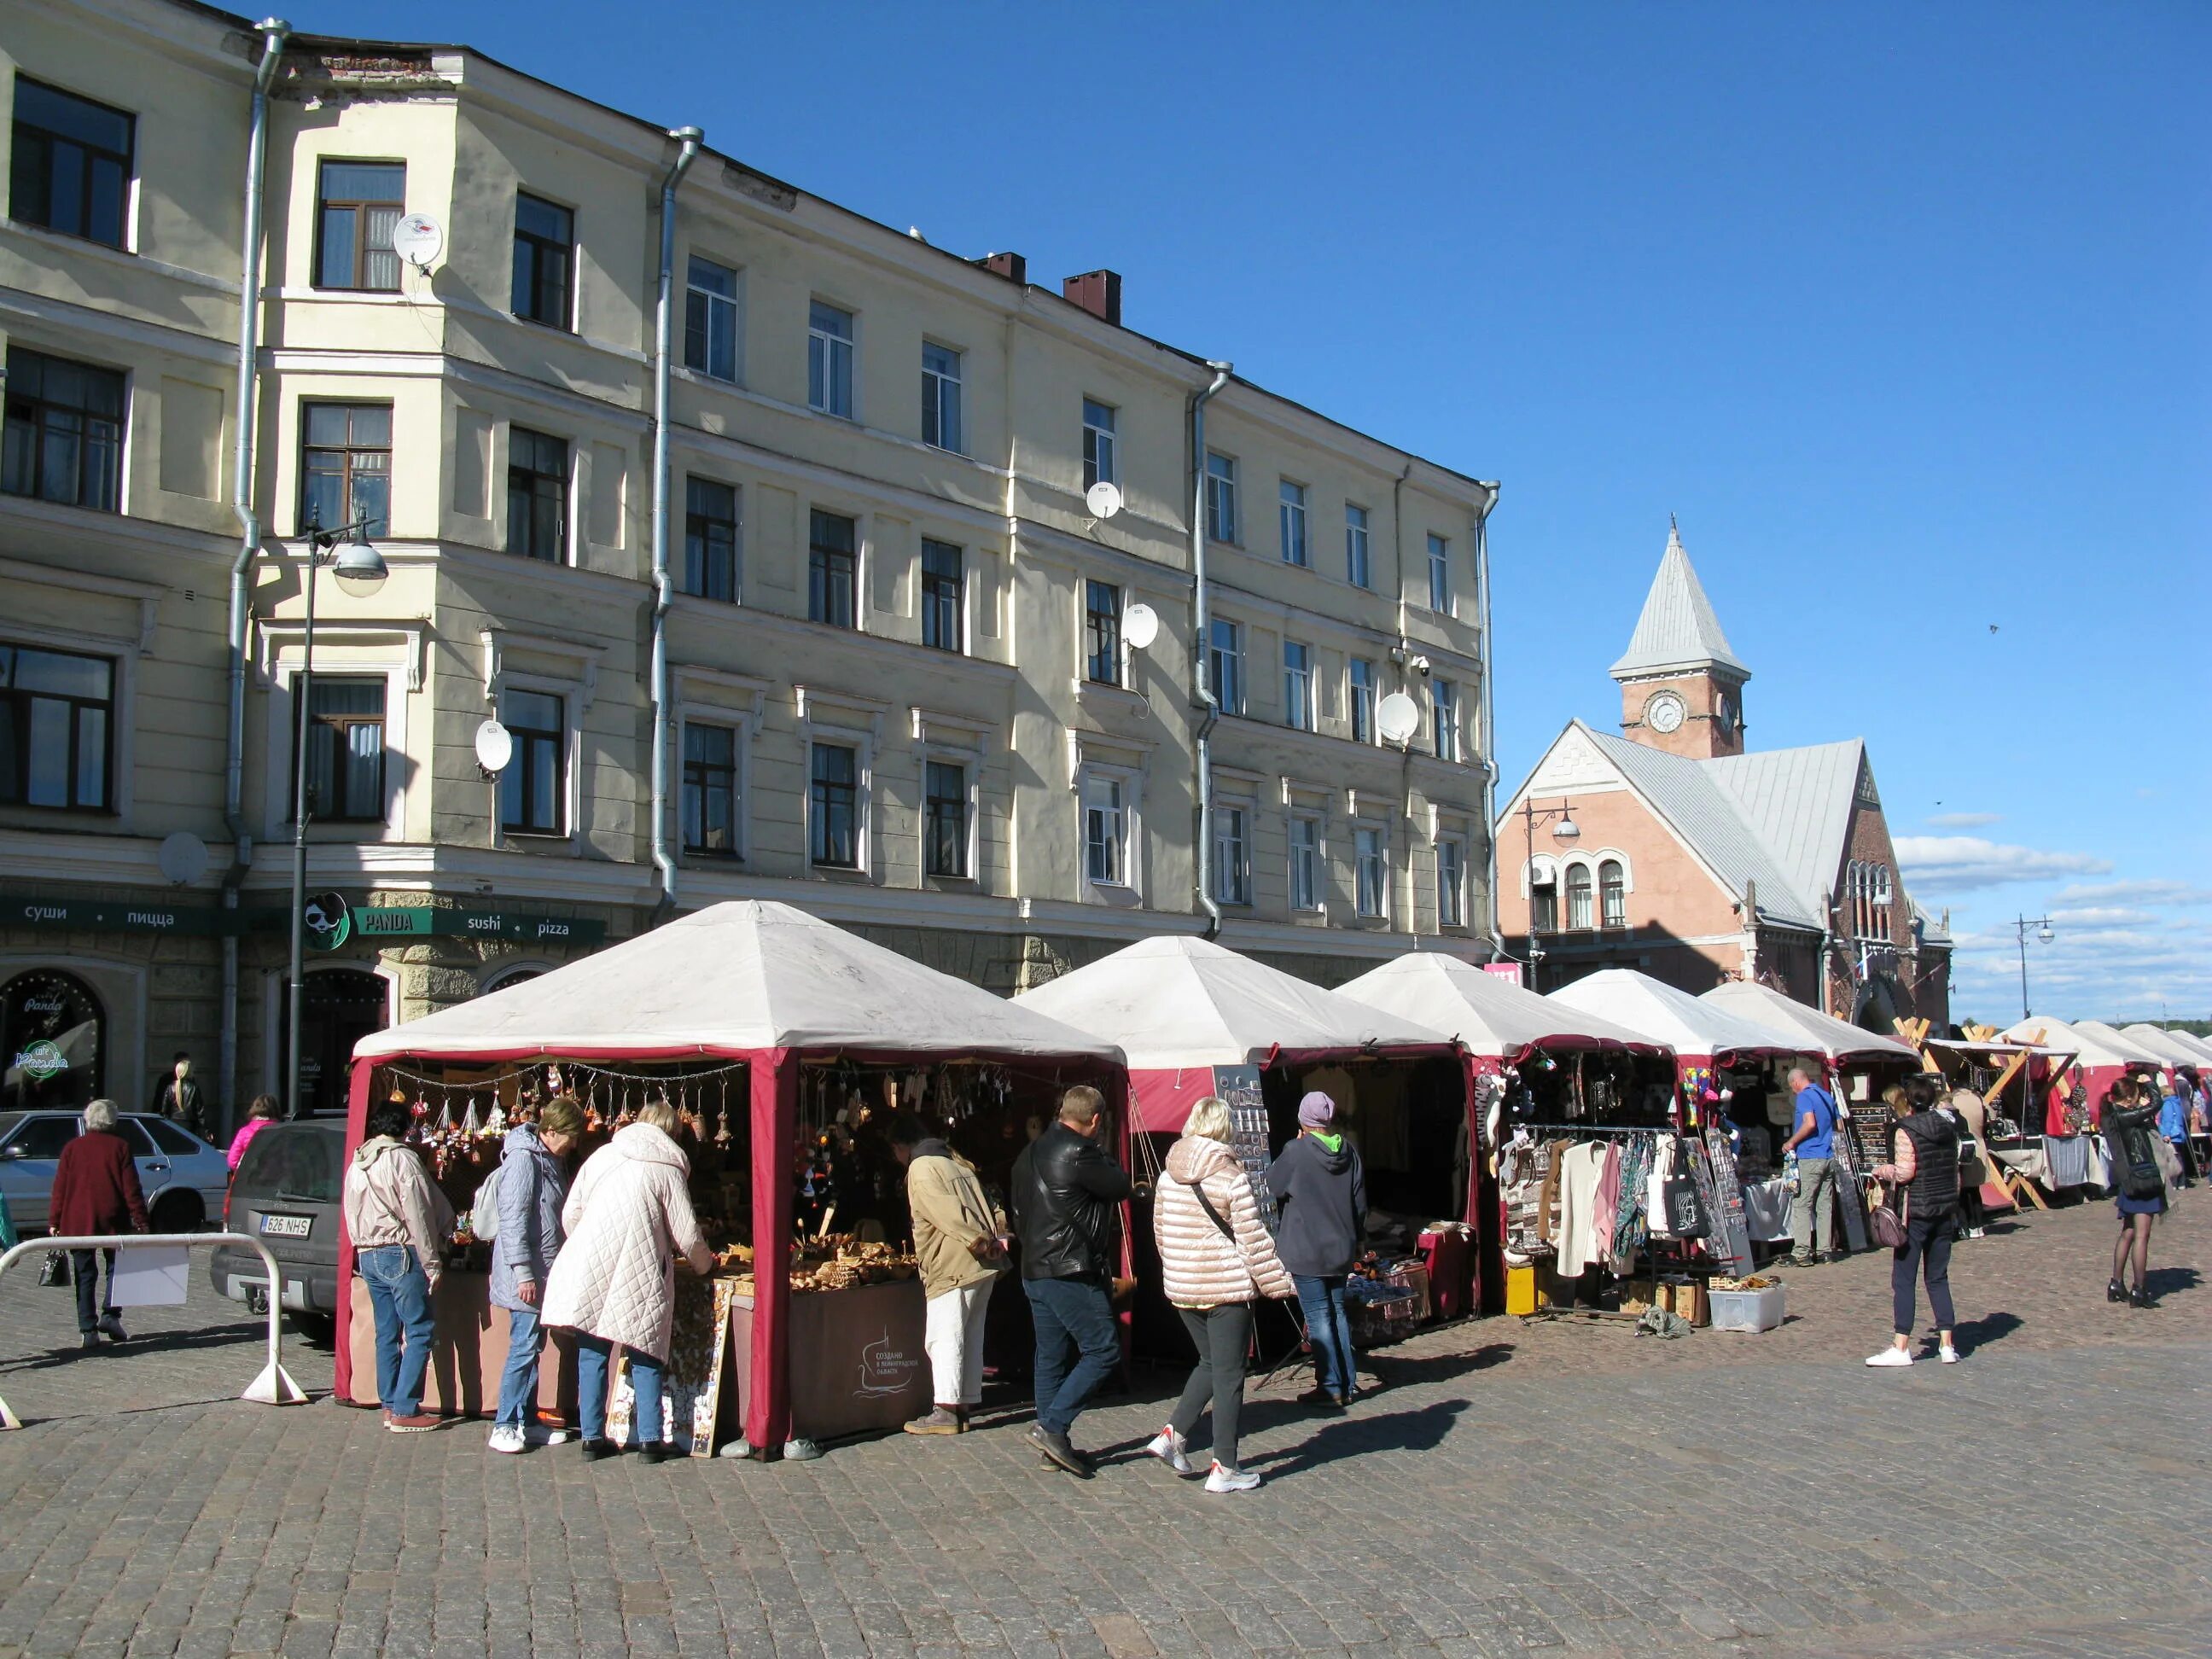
left=1926, top=812, right=2001, bottom=830
left=2049, top=879, right=2212, bottom=908
left=2048, top=906, right=2159, bottom=928
left=1893, top=835, right=2111, bottom=894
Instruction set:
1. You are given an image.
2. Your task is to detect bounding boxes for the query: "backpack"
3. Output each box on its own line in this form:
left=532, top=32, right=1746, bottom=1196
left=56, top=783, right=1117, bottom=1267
left=469, top=1159, right=504, bottom=1242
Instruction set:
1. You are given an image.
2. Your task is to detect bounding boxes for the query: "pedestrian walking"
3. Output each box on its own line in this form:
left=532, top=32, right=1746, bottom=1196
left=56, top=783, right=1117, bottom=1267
left=891, top=1115, right=1008, bottom=1435
left=1146, top=1097, right=1295, bottom=1493
left=154, top=1051, right=209, bottom=1141
left=227, top=1094, right=282, bottom=1172
left=541, top=1101, right=713, bottom=1463
left=2103, top=1080, right=2167, bottom=1307
left=1266, top=1089, right=1365, bottom=1408
left=486, top=1094, right=585, bottom=1453
left=341, top=1099, right=454, bottom=1429
left=1866, top=1074, right=1961, bottom=1368
left=2157, top=1076, right=2195, bottom=1188
left=1783, top=1066, right=1844, bottom=1265
left=48, top=1098, right=146, bottom=1350
left=1008, top=1084, right=1131, bottom=1479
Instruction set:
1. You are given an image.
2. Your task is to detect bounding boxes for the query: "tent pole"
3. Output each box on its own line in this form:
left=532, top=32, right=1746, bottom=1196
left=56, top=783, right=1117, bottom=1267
left=746, top=1050, right=799, bottom=1456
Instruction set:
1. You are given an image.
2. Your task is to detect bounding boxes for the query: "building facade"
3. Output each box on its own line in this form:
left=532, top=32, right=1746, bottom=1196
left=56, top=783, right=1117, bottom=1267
left=0, top=1, right=1497, bottom=1124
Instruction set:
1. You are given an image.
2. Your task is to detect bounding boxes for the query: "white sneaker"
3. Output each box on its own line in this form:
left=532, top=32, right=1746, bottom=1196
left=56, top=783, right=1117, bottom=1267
left=486, top=1424, right=527, bottom=1454
left=1204, top=1461, right=1261, bottom=1493
left=525, top=1423, right=573, bottom=1446
left=1939, top=1345, right=1959, bottom=1365
left=1865, top=1347, right=1913, bottom=1368
left=1145, top=1426, right=1194, bottom=1476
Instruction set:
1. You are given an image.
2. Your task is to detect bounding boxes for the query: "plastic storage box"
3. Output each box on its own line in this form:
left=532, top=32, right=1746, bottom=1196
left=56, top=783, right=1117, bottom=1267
left=1708, top=1284, right=1786, bottom=1333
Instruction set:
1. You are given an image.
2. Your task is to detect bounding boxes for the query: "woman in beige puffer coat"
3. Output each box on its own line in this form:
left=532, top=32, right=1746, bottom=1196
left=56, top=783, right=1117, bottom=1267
left=542, top=1103, right=713, bottom=1460
left=1145, top=1096, right=1294, bottom=1493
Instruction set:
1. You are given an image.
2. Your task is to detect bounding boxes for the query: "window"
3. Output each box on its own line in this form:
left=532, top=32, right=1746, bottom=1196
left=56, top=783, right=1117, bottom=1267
left=2, top=968, right=102, bottom=1110
left=1433, top=678, right=1460, bottom=761
left=506, top=428, right=568, bottom=562
left=808, top=301, right=854, bottom=418
left=1213, top=805, right=1250, bottom=905
left=924, top=759, right=969, bottom=878
left=510, top=193, right=573, bottom=329
left=10, top=79, right=132, bottom=248
left=314, top=160, right=404, bottom=291
left=1082, top=399, right=1117, bottom=489
left=1207, top=619, right=1243, bottom=713
left=1438, top=839, right=1466, bottom=928
left=921, top=539, right=963, bottom=653
left=1278, top=479, right=1308, bottom=567
left=2, top=347, right=123, bottom=512
left=1600, top=859, right=1626, bottom=928
left=1427, top=533, right=1451, bottom=614
left=808, top=509, right=857, bottom=628
left=921, top=342, right=963, bottom=453
left=1290, top=818, right=1321, bottom=912
left=0, top=644, right=114, bottom=811
left=300, top=404, right=391, bottom=536
left=1355, top=827, right=1388, bottom=919
left=1566, top=863, right=1593, bottom=929
left=1085, top=580, right=1121, bottom=685
left=498, top=689, right=564, bottom=835
left=1204, top=451, right=1238, bottom=542
left=1083, top=772, right=1126, bottom=886
left=294, top=677, right=385, bottom=823
left=683, top=476, right=738, bottom=602
left=1530, top=867, right=1558, bottom=934
left=1283, top=641, right=1313, bottom=732
left=1348, top=659, right=1376, bottom=745
left=684, top=257, right=739, bottom=381
left=681, top=723, right=738, bottom=856
left=809, top=742, right=859, bottom=867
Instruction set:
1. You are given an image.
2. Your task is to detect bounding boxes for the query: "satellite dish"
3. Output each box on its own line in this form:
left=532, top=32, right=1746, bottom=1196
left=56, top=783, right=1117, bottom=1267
left=1377, top=691, right=1421, bottom=747
left=157, top=831, right=209, bottom=886
left=474, top=719, right=514, bottom=775
left=390, top=212, right=445, bottom=271
left=1122, top=602, right=1160, bottom=650
left=1084, top=480, right=1124, bottom=521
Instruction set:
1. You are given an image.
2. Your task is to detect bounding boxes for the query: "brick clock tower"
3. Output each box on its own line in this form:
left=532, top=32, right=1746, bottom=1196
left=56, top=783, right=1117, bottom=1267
left=1610, top=522, right=1749, bottom=760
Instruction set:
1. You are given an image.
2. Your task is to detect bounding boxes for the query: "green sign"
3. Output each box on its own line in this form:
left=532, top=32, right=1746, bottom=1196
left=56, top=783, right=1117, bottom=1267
left=353, top=907, right=606, bottom=946
left=3, top=897, right=231, bottom=935
left=15, top=1039, right=67, bottom=1080
left=304, top=892, right=352, bottom=952
left=2, top=894, right=605, bottom=948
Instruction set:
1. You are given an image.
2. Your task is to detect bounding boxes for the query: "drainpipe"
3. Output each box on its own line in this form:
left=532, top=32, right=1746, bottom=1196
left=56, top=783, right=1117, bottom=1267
left=1389, top=460, right=1414, bottom=657
left=220, top=17, right=291, bottom=1126
left=1472, top=483, right=1504, bottom=959
left=1188, top=361, right=1232, bottom=938
left=648, top=125, right=703, bottom=918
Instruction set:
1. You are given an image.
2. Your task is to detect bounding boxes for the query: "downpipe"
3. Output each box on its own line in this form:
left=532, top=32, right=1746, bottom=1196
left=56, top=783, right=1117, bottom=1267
left=1473, top=484, right=1503, bottom=958
left=648, top=126, right=703, bottom=918
left=1188, top=362, right=1231, bottom=938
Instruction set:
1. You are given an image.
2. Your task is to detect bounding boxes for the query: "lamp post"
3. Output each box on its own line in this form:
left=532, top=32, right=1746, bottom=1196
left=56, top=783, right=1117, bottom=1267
left=286, top=511, right=387, bottom=1118
left=2013, top=913, right=2054, bottom=1023
left=1521, top=795, right=1580, bottom=990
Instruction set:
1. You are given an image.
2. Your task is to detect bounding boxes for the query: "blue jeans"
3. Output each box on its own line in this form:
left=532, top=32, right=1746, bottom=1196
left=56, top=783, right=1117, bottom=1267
left=495, top=1302, right=544, bottom=1429
left=1022, top=1275, right=1118, bottom=1437
left=358, top=1245, right=434, bottom=1417
left=1294, top=1274, right=1355, bottom=1397
left=577, top=1334, right=663, bottom=1446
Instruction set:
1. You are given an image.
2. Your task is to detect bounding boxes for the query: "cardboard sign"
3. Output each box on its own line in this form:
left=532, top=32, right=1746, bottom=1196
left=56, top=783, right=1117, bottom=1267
left=109, top=1247, right=189, bottom=1307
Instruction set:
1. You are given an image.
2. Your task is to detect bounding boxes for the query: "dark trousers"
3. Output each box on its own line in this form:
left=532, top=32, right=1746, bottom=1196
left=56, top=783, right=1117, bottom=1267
left=1022, top=1274, right=1118, bottom=1438
left=1892, top=1208, right=1956, bottom=1337
left=1171, top=1302, right=1253, bottom=1470
left=71, top=1248, right=117, bottom=1335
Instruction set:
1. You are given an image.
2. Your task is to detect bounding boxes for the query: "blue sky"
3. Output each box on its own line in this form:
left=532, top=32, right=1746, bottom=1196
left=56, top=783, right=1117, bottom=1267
left=294, top=1, right=2211, bottom=1022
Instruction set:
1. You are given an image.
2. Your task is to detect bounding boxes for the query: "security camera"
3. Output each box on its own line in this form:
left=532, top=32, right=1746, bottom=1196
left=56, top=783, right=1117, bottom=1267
left=1411, top=655, right=1432, bottom=677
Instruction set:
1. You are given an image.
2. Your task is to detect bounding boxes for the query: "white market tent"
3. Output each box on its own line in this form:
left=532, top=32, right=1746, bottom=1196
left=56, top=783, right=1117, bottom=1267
left=2145, top=1028, right=2212, bottom=1068
left=2068, top=1019, right=2164, bottom=1067
left=1546, top=969, right=1796, bottom=1069
left=2000, top=1016, right=2149, bottom=1074
left=2117, top=1024, right=2206, bottom=1071
left=1336, top=952, right=1666, bottom=1062
left=1699, top=980, right=1919, bottom=1064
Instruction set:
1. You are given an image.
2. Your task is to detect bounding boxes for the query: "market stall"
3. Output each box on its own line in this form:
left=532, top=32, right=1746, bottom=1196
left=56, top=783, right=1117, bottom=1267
left=1926, top=1030, right=2083, bottom=1205
left=341, top=900, right=1124, bottom=1457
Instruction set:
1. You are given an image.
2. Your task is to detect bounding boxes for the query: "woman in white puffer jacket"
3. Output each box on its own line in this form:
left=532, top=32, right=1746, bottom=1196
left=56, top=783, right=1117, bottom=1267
left=1145, top=1096, right=1294, bottom=1493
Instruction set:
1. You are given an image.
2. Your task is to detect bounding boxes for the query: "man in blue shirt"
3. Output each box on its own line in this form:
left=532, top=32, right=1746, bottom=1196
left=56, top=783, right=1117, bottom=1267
left=2158, top=1077, right=2195, bottom=1188
left=1783, top=1066, right=1844, bottom=1265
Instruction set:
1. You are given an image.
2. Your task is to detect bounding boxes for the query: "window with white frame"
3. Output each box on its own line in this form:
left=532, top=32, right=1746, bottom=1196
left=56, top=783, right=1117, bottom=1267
left=1085, top=580, right=1121, bottom=685
left=1278, top=479, right=1308, bottom=567
left=1283, top=640, right=1314, bottom=732
left=315, top=160, right=405, bottom=292
left=923, top=758, right=969, bottom=879
left=499, top=688, right=565, bottom=835
left=1212, top=804, right=1252, bottom=905
left=685, top=256, right=739, bottom=382
left=1207, top=619, right=1244, bottom=714
left=293, top=677, right=386, bottom=823
left=921, top=341, right=963, bottom=453
left=809, top=741, right=862, bottom=868
left=921, top=539, right=963, bottom=653
left=1082, top=399, right=1117, bottom=489
left=681, top=721, right=739, bottom=857
left=1082, top=771, right=1128, bottom=887
left=1437, top=838, right=1465, bottom=928
left=1427, top=532, right=1451, bottom=614
left=1348, top=658, right=1376, bottom=744
left=1433, top=677, right=1460, bottom=760
left=1345, top=503, right=1371, bottom=588
left=808, top=300, right=855, bottom=419
left=1599, top=858, right=1626, bottom=928
left=1566, top=862, right=1593, bottom=929
left=1354, top=826, right=1388, bottom=919
left=1289, top=816, right=1322, bottom=912
left=1204, top=451, right=1238, bottom=543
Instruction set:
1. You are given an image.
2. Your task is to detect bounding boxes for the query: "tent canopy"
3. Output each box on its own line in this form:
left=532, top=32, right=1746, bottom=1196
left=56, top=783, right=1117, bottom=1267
left=1012, top=934, right=1452, bottom=1071
left=1700, top=981, right=1919, bottom=1064
left=2000, top=1017, right=2147, bottom=1072
left=1336, top=953, right=1667, bottom=1060
left=2119, top=1025, right=2207, bottom=1069
left=2150, top=1028, right=2212, bottom=1068
left=1546, top=969, right=1795, bottom=1062
left=351, top=900, right=1123, bottom=1062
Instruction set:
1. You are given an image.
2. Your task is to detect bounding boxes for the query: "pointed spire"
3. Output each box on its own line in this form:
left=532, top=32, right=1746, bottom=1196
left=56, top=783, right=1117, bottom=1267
left=1610, top=521, right=1750, bottom=680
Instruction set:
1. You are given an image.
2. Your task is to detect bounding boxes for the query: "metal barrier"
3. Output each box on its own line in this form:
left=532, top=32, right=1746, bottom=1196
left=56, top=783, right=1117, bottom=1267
left=0, top=1232, right=307, bottom=1429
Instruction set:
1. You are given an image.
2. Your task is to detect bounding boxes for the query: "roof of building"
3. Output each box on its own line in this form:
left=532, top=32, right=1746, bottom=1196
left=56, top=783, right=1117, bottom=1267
left=1609, top=526, right=1750, bottom=680
left=1704, top=741, right=1866, bottom=917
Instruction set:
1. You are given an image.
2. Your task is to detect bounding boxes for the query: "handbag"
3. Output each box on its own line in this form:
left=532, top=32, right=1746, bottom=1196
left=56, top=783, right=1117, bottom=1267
left=1865, top=1179, right=1907, bottom=1249
left=38, top=1249, right=68, bottom=1288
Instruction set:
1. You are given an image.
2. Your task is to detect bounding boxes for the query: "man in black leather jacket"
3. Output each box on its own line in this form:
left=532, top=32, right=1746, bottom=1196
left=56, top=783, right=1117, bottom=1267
left=1009, top=1086, right=1132, bottom=1477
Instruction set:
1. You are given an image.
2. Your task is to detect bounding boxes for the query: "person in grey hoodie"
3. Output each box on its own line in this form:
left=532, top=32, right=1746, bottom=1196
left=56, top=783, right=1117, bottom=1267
left=341, top=1100, right=456, bottom=1431
left=487, top=1095, right=585, bottom=1453
left=1265, top=1090, right=1366, bottom=1408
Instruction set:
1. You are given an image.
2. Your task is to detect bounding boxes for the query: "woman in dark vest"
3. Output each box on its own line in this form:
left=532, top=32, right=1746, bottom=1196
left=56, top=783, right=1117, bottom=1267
left=1866, top=1074, right=1961, bottom=1368
left=2101, top=1079, right=2166, bottom=1308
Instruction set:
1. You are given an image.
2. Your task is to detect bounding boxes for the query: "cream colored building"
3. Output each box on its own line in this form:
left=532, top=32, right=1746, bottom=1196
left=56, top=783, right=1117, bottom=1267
left=0, top=0, right=1498, bottom=1124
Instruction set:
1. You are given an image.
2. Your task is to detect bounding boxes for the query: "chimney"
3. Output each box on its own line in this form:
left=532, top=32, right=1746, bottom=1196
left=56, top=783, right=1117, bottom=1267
left=1061, top=269, right=1122, bottom=327
left=975, top=251, right=1027, bottom=286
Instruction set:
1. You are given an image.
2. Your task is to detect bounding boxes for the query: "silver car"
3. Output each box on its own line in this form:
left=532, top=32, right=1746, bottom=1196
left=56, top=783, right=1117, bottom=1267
left=0, top=1110, right=230, bottom=1234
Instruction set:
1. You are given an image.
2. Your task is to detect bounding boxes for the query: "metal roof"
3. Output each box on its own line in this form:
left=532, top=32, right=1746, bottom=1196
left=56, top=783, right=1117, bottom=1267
left=1609, top=526, right=1750, bottom=680
left=1705, top=741, right=1865, bottom=918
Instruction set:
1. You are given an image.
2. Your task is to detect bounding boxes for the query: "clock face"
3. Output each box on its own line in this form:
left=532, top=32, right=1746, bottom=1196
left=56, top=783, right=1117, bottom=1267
left=1646, top=692, right=1686, bottom=734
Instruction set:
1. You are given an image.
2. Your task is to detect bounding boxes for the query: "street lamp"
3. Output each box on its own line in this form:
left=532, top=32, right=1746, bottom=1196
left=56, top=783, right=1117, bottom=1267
left=2014, top=913, right=2054, bottom=1023
left=287, top=511, right=387, bottom=1118
left=1521, top=796, right=1580, bottom=990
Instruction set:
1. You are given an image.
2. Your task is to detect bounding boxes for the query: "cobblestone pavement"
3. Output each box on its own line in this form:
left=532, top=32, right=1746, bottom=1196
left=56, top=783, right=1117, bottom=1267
left=0, top=1193, right=2204, bottom=1658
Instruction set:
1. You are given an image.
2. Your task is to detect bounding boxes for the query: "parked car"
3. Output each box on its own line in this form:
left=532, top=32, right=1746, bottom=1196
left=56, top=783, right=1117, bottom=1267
left=0, top=1109, right=229, bottom=1233
left=210, top=1120, right=344, bottom=1340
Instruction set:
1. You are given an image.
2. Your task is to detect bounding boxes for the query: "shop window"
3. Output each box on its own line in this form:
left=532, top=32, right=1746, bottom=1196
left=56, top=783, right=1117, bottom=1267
left=300, top=403, right=391, bottom=536
left=1600, top=859, right=1626, bottom=928
left=1, top=968, right=103, bottom=1110
left=3, top=346, right=124, bottom=513
left=10, top=79, right=133, bottom=248
left=808, top=509, right=857, bottom=628
left=314, top=160, right=404, bottom=292
left=684, top=256, right=739, bottom=381
left=921, top=539, right=963, bottom=653
left=1085, top=580, right=1121, bottom=685
left=809, top=742, right=860, bottom=868
left=924, top=759, right=969, bottom=879
left=681, top=722, right=738, bottom=857
left=280, top=968, right=387, bottom=1118
left=1, top=643, right=114, bottom=812
left=511, top=192, right=574, bottom=329
left=498, top=687, right=565, bottom=835
left=683, top=476, right=738, bottom=601
left=506, top=428, right=568, bottom=562
left=294, top=676, right=387, bottom=823
left=1566, top=863, right=1593, bottom=929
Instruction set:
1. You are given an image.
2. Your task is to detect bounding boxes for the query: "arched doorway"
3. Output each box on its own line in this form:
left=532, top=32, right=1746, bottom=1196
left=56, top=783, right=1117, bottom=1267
left=282, top=968, right=389, bottom=1117
left=2, top=968, right=104, bottom=1110
left=1854, top=972, right=1906, bottom=1036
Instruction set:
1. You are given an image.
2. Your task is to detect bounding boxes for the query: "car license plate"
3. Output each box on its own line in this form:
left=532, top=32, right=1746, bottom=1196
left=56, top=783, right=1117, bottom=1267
left=259, top=1214, right=312, bottom=1238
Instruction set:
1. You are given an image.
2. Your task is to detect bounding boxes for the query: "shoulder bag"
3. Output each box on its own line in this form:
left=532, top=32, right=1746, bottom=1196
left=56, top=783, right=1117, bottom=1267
left=1865, top=1177, right=1907, bottom=1249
